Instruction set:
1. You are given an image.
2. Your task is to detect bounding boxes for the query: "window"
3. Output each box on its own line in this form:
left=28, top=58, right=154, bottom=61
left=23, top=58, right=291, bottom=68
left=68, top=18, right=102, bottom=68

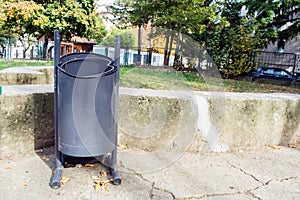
left=263, top=68, right=274, bottom=75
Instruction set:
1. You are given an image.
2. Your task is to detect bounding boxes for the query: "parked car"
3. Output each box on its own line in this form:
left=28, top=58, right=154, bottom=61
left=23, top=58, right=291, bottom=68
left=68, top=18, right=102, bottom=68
left=249, top=66, right=300, bottom=87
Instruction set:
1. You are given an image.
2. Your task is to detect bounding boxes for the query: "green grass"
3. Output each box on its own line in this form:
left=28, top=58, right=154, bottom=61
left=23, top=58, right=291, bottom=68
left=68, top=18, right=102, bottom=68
left=120, top=66, right=300, bottom=94
left=0, top=60, right=53, bottom=71
left=1, top=60, right=299, bottom=94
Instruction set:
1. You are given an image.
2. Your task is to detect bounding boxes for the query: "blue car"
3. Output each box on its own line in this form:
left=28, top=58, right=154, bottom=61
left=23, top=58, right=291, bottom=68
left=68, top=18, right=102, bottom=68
left=249, top=66, right=300, bottom=87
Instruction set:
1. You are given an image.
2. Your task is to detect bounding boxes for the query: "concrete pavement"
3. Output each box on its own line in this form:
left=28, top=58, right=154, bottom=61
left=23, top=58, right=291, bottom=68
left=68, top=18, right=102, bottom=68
left=0, top=145, right=300, bottom=200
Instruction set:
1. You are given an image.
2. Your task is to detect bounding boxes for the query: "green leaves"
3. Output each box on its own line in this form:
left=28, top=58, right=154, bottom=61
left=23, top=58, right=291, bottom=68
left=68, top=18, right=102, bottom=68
left=0, top=1, right=47, bottom=37
left=0, top=0, right=106, bottom=42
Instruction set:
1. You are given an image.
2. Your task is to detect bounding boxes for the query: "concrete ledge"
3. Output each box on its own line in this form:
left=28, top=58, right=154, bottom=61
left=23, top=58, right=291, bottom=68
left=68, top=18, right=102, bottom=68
left=0, top=66, right=53, bottom=85
left=0, top=85, right=299, bottom=156
left=202, top=92, right=300, bottom=151
left=0, top=86, right=54, bottom=156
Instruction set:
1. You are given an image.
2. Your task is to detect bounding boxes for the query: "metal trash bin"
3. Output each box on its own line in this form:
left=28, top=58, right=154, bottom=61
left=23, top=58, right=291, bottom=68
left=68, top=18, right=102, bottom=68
left=58, top=53, right=117, bottom=157
left=51, top=30, right=121, bottom=188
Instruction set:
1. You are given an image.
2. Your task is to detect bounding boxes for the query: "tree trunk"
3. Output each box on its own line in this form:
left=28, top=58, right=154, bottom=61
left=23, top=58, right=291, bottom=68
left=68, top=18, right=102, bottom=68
left=173, top=33, right=183, bottom=70
left=164, top=32, right=170, bottom=66
left=166, top=33, right=174, bottom=66
left=137, top=24, right=142, bottom=65
left=42, top=36, right=49, bottom=59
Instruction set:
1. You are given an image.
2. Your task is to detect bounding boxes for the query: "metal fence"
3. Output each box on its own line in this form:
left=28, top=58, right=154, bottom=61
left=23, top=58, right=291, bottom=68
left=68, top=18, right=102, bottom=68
left=252, top=50, right=300, bottom=75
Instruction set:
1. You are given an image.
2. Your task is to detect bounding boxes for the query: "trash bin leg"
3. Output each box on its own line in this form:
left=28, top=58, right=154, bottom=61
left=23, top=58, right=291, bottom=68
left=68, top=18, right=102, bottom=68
left=50, top=152, right=63, bottom=189
left=110, top=147, right=121, bottom=185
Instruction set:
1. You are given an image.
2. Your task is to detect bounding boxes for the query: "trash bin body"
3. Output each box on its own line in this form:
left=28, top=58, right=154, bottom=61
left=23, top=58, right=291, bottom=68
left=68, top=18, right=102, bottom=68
left=57, top=53, right=118, bottom=157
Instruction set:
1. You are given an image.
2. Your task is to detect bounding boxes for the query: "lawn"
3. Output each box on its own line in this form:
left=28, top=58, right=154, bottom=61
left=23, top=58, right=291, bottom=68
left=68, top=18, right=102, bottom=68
left=1, top=60, right=299, bottom=94
left=120, top=66, right=300, bottom=94
left=0, top=59, right=53, bottom=71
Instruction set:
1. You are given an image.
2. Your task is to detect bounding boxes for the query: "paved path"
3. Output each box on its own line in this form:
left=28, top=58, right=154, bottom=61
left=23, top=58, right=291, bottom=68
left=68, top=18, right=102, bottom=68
left=0, top=146, right=300, bottom=200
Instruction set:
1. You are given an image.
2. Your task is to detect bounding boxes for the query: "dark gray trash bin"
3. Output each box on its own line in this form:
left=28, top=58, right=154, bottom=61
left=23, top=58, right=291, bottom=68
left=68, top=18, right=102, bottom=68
left=51, top=30, right=121, bottom=189
left=58, top=53, right=117, bottom=157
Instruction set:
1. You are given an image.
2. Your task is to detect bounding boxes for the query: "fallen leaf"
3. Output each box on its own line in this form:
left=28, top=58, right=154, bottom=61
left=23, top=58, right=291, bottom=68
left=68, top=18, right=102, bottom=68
left=94, top=179, right=111, bottom=191
left=268, top=145, right=277, bottom=150
left=42, top=157, right=50, bottom=162
left=5, top=165, right=14, bottom=170
left=100, top=180, right=111, bottom=185
left=84, top=164, right=95, bottom=167
left=61, top=176, right=70, bottom=185
left=22, top=184, right=28, bottom=187
left=100, top=170, right=107, bottom=177
left=94, top=183, right=102, bottom=191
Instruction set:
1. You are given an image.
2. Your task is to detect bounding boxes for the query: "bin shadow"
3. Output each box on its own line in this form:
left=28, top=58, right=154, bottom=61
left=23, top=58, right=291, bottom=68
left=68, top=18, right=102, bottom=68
left=32, top=92, right=55, bottom=170
left=32, top=93, right=114, bottom=185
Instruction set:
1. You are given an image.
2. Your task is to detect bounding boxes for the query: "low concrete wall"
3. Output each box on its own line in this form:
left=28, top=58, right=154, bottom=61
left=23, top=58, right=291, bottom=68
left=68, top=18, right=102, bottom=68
left=203, top=92, right=300, bottom=151
left=0, top=85, right=299, bottom=156
left=0, top=86, right=54, bottom=156
left=0, top=66, right=53, bottom=85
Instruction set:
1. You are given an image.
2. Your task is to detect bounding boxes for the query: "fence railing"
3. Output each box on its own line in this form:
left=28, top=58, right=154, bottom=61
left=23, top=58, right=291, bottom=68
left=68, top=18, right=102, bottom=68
left=252, top=50, right=300, bottom=75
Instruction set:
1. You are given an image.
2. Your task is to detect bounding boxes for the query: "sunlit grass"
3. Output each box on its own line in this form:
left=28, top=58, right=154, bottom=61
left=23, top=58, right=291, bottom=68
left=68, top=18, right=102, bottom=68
left=0, top=59, right=53, bottom=70
left=1, top=60, right=299, bottom=94
left=120, top=66, right=300, bottom=94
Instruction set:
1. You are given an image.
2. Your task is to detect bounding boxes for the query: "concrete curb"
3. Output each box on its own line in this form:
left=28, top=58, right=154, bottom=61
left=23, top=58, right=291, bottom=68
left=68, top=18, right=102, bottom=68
left=0, top=66, right=53, bottom=85
left=0, top=85, right=299, bottom=156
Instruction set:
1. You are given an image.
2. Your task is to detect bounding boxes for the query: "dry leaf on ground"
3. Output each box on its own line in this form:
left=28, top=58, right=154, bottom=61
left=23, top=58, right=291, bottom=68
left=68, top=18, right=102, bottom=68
left=4, top=165, right=14, bottom=170
left=61, top=176, right=71, bottom=185
left=268, top=145, right=278, bottom=150
left=94, top=183, right=102, bottom=191
left=100, top=170, right=107, bottom=177
left=42, top=156, right=50, bottom=162
left=84, top=164, right=95, bottom=167
left=93, top=179, right=112, bottom=191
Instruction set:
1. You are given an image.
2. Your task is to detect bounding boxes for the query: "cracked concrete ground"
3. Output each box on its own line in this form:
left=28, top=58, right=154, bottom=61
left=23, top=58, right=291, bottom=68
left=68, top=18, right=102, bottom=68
left=0, top=146, right=300, bottom=200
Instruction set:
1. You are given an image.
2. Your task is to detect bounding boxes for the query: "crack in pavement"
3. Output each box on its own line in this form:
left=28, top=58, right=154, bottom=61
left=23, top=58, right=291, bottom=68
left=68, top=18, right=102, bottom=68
left=219, top=156, right=300, bottom=200
left=224, top=160, right=263, bottom=183
left=119, top=157, right=299, bottom=200
left=217, top=156, right=265, bottom=199
left=119, top=161, right=176, bottom=199
left=175, top=191, right=254, bottom=200
left=246, top=191, right=263, bottom=200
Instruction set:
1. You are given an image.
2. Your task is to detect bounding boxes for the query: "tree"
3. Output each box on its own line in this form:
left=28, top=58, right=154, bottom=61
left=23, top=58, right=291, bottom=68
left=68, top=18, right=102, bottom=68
left=38, top=0, right=106, bottom=58
left=243, top=0, right=300, bottom=48
left=204, top=0, right=258, bottom=77
left=110, top=0, right=223, bottom=66
left=210, top=0, right=300, bottom=77
left=0, top=0, right=107, bottom=59
left=101, top=28, right=136, bottom=48
left=109, top=0, right=300, bottom=77
left=0, top=1, right=48, bottom=59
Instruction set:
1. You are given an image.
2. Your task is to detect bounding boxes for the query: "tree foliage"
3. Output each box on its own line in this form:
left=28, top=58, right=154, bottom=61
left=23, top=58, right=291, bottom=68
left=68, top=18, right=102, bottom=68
left=243, top=0, right=300, bottom=46
left=109, top=0, right=300, bottom=77
left=0, top=1, right=48, bottom=58
left=101, top=28, right=136, bottom=48
left=208, top=0, right=300, bottom=77
left=0, top=0, right=107, bottom=58
left=0, top=1, right=47, bottom=37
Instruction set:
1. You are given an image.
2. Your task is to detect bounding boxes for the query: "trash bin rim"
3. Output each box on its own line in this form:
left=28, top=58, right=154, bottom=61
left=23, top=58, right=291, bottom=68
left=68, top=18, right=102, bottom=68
left=60, top=52, right=113, bottom=63
left=57, top=57, right=117, bottom=79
